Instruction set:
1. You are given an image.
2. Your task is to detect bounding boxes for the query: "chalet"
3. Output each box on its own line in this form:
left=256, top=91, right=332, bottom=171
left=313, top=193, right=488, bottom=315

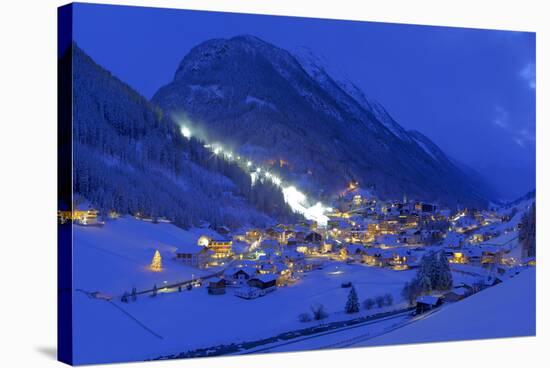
left=327, top=218, right=351, bottom=231
left=449, top=250, right=468, bottom=264
left=378, top=220, right=399, bottom=235
left=197, top=234, right=233, bottom=259
left=454, top=215, right=478, bottom=233
left=175, top=244, right=212, bottom=268
left=281, top=249, right=306, bottom=271
left=266, top=227, right=285, bottom=242
left=398, top=229, right=422, bottom=245
left=296, top=242, right=320, bottom=255
left=375, top=234, right=400, bottom=248
left=322, top=239, right=337, bottom=253
left=292, top=225, right=310, bottom=242
left=58, top=208, right=101, bottom=226
left=207, top=278, right=226, bottom=295
left=234, top=286, right=262, bottom=299
left=343, top=244, right=366, bottom=261
left=442, top=231, right=465, bottom=248
left=362, top=248, right=394, bottom=267
left=389, top=248, right=412, bottom=270
left=305, top=231, right=323, bottom=244
left=247, top=274, right=278, bottom=294
left=415, top=295, right=443, bottom=314
left=480, top=245, right=506, bottom=265
left=350, top=226, right=369, bottom=243
left=225, top=267, right=257, bottom=285
left=245, top=229, right=262, bottom=242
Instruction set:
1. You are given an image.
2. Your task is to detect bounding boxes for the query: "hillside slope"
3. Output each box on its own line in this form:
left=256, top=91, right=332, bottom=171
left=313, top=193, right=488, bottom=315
left=70, top=43, right=297, bottom=229
left=359, top=267, right=535, bottom=346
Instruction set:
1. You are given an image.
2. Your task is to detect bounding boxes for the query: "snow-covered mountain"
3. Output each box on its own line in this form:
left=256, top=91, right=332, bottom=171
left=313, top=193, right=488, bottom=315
left=153, top=35, right=494, bottom=207
left=70, top=43, right=297, bottom=229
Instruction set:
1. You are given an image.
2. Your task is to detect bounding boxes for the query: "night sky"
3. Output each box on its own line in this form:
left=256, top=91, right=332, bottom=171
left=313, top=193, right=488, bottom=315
left=72, top=3, right=536, bottom=200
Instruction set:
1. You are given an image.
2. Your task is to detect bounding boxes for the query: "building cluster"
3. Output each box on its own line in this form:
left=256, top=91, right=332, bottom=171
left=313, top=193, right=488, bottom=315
left=58, top=208, right=102, bottom=226
left=170, top=189, right=523, bottom=299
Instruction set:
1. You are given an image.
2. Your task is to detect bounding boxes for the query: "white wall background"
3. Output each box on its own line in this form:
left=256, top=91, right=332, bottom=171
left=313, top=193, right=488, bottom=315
left=0, top=0, right=546, bottom=367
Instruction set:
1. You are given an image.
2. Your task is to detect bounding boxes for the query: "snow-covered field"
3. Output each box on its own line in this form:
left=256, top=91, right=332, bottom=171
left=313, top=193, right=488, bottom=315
left=70, top=216, right=533, bottom=365
left=358, top=267, right=535, bottom=347
left=73, top=218, right=215, bottom=295
left=72, top=218, right=419, bottom=364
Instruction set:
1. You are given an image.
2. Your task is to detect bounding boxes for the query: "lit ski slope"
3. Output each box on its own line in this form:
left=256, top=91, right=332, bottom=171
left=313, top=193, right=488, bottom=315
left=179, top=125, right=331, bottom=225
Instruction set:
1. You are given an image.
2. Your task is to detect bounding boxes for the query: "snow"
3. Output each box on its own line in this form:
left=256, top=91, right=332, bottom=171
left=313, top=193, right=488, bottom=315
left=411, top=134, right=439, bottom=161
left=73, top=217, right=216, bottom=295
left=71, top=216, right=534, bottom=364
left=357, top=267, right=535, bottom=347
left=72, top=218, right=420, bottom=364
left=245, top=95, right=277, bottom=110
left=188, top=84, right=224, bottom=98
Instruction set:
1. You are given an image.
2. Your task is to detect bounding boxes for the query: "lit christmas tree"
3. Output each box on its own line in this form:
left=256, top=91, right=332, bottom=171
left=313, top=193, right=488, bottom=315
left=150, top=250, right=162, bottom=272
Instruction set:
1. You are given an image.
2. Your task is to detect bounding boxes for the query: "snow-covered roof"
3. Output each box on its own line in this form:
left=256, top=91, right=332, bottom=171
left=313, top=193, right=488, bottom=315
left=209, top=277, right=224, bottom=284
left=416, top=295, right=441, bottom=305
left=231, top=240, right=250, bottom=254
left=375, top=234, right=399, bottom=246
left=250, top=274, right=278, bottom=283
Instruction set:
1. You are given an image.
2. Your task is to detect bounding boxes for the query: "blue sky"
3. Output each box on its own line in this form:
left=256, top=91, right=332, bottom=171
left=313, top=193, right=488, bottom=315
left=72, top=3, right=536, bottom=200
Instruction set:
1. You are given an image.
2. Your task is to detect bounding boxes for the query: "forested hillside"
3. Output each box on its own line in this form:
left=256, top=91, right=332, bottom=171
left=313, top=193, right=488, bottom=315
left=71, top=44, right=298, bottom=229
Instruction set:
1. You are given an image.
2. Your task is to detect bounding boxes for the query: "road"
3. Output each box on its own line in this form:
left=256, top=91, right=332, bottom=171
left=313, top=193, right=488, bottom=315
left=135, top=260, right=239, bottom=296
left=239, top=310, right=414, bottom=355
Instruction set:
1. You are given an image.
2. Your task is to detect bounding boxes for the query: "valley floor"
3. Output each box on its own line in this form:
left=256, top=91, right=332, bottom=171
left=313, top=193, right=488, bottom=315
left=70, top=217, right=533, bottom=365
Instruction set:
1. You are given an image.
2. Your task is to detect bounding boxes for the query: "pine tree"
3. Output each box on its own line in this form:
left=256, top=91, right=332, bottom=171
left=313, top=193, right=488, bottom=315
left=131, top=287, right=137, bottom=302
left=436, top=250, right=453, bottom=290
left=151, top=284, right=158, bottom=297
left=121, top=291, right=129, bottom=303
left=345, top=286, right=360, bottom=314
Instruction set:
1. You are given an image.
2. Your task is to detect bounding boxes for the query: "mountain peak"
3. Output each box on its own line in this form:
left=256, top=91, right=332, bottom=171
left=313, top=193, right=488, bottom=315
left=154, top=36, right=493, bottom=207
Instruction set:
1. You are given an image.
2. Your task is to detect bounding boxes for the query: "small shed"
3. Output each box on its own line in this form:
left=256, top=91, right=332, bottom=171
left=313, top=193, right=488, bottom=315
left=248, top=274, right=278, bottom=290
left=416, top=295, right=443, bottom=314
left=207, top=277, right=226, bottom=295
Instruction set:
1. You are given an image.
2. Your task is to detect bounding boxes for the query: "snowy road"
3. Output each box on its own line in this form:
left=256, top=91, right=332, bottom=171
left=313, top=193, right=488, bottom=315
left=239, top=310, right=414, bottom=355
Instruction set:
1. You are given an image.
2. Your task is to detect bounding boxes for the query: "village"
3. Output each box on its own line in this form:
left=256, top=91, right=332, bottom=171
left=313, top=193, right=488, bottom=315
left=62, top=183, right=535, bottom=318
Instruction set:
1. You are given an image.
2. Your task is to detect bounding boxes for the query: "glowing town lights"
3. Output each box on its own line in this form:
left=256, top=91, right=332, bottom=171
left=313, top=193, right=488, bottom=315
left=256, top=167, right=261, bottom=173
left=247, top=161, right=252, bottom=167
left=213, top=147, right=222, bottom=155
left=180, top=126, right=191, bottom=138
left=226, top=153, right=233, bottom=159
